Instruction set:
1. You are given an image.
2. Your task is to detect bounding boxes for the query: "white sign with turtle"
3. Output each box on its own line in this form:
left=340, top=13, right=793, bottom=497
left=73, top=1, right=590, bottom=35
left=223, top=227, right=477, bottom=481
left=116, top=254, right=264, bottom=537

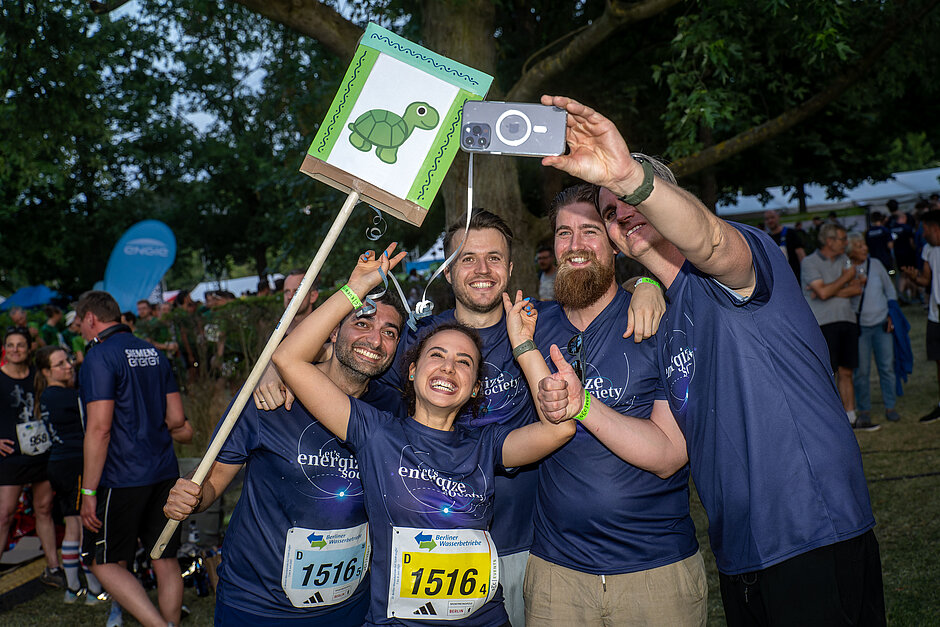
left=301, top=23, right=493, bottom=227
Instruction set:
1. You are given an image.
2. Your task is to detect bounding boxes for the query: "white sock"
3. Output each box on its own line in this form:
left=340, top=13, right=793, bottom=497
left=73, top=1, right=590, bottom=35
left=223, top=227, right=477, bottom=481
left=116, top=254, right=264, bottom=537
left=61, top=540, right=81, bottom=590
left=847, top=409, right=857, bottom=425
left=82, top=562, right=102, bottom=594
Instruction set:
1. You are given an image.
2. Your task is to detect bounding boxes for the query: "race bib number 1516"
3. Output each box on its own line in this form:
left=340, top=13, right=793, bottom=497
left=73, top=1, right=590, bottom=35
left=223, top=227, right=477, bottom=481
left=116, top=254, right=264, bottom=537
left=388, top=527, right=498, bottom=621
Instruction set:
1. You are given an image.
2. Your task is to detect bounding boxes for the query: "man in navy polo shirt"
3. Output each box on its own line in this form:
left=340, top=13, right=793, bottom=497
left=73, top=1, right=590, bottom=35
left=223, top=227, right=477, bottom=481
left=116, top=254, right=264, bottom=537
left=164, top=294, right=405, bottom=626
left=77, top=291, right=189, bottom=627
left=522, top=186, right=704, bottom=626
left=538, top=95, right=884, bottom=626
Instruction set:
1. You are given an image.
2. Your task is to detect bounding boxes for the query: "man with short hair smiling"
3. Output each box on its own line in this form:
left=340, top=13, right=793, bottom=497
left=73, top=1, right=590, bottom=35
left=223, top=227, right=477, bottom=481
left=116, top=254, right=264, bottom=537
left=164, top=295, right=405, bottom=626
left=537, top=94, right=884, bottom=626
left=522, top=186, right=703, bottom=626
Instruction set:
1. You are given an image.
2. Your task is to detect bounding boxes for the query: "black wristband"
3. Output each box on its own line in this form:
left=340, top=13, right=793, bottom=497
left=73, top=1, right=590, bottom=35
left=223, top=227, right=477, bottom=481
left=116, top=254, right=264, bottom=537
left=617, top=157, right=655, bottom=206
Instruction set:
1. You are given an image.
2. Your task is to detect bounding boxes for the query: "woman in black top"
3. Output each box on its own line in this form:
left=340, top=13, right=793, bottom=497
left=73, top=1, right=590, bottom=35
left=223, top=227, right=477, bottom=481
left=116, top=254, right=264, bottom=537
left=0, top=328, right=63, bottom=587
left=35, top=345, right=107, bottom=602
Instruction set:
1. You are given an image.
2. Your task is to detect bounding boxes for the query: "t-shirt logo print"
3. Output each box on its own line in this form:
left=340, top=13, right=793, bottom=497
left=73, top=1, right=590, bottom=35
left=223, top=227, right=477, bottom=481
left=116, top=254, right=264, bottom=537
left=395, top=447, right=488, bottom=521
left=663, top=330, right=695, bottom=414
left=124, top=347, right=160, bottom=367
left=296, top=423, right=362, bottom=500
left=480, top=361, right=521, bottom=413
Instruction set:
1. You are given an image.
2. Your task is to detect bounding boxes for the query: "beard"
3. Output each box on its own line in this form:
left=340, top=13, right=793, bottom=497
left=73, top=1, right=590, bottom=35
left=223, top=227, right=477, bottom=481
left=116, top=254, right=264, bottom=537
left=334, top=339, right=391, bottom=381
left=553, top=250, right=616, bottom=310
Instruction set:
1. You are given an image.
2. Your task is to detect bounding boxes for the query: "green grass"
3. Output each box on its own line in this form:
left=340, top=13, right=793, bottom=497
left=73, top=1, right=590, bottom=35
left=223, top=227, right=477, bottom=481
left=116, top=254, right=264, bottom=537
left=4, top=305, right=939, bottom=625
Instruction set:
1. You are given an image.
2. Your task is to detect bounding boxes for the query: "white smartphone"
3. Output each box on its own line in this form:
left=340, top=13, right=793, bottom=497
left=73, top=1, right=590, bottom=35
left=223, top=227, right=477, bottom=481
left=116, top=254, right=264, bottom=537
left=460, top=101, right=567, bottom=157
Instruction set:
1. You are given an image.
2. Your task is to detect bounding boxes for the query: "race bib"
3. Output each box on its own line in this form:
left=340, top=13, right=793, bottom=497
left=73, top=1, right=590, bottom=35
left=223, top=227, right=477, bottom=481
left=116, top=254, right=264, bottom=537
left=388, top=526, right=498, bottom=621
left=280, top=523, right=370, bottom=609
left=16, top=421, right=51, bottom=456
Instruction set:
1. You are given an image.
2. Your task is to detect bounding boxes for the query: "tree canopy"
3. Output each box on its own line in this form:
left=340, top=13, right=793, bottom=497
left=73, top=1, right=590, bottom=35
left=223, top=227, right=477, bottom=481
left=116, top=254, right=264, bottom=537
left=2, top=0, right=938, bottom=297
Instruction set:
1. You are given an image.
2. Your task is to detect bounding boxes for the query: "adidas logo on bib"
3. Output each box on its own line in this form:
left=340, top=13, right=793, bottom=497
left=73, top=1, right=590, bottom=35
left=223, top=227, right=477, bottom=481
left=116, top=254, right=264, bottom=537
left=305, top=591, right=325, bottom=605
left=414, top=601, right=437, bottom=616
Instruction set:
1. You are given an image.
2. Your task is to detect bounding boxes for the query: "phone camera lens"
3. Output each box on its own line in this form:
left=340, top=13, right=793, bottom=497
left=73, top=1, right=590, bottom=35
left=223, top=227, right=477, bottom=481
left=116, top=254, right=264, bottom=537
left=472, top=125, right=482, bottom=135
left=478, top=137, right=487, bottom=147
left=465, top=136, right=474, bottom=146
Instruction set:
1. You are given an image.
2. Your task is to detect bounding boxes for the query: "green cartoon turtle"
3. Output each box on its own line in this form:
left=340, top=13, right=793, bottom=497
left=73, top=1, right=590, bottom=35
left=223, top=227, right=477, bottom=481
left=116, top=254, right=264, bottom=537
left=347, top=101, right=440, bottom=164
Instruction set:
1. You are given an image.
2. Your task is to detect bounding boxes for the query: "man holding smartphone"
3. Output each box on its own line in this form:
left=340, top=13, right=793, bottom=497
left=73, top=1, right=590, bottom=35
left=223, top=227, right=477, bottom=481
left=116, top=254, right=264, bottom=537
left=537, top=95, right=884, bottom=626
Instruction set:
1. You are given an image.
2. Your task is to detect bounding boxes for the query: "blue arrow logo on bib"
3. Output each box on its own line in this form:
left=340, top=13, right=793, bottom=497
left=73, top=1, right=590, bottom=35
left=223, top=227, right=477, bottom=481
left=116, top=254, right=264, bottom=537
left=414, top=531, right=437, bottom=551
left=307, top=532, right=327, bottom=549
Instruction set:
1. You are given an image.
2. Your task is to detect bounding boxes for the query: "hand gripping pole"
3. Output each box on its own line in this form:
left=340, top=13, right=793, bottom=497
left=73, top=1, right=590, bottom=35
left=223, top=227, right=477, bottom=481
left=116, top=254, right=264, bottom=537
left=151, top=191, right=361, bottom=559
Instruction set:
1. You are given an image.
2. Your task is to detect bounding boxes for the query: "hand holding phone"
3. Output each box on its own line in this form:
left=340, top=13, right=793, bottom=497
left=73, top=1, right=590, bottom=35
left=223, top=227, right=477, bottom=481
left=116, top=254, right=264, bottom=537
left=460, top=101, right=567, bottom=157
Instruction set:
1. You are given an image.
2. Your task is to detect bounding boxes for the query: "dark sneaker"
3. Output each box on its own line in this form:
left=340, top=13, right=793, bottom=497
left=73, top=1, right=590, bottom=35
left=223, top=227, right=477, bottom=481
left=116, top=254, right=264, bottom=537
left=40, top=567, right=67, bottom=588
left=885, top=410, right=901, bottom=422
left=919, top=406, right=940, bottom=424
left=853, top=420, right=882, bottom=432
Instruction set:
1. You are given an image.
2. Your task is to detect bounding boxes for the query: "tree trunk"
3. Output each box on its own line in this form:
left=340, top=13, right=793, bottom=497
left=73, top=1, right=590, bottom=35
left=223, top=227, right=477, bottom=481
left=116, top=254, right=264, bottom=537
left=421, top=0, right=546, bottom=294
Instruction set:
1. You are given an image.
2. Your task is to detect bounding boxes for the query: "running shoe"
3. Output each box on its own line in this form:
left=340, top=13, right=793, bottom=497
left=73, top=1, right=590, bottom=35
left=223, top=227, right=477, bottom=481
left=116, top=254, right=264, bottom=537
left=107, top=601, right=124, bottom=627
left=853, top=420, right=881, bottom=432
left=40, top=566, right=67, bottom=588
left=919, top=406, right=940, bottom=424
left=63, top=587, right=84, bottom=604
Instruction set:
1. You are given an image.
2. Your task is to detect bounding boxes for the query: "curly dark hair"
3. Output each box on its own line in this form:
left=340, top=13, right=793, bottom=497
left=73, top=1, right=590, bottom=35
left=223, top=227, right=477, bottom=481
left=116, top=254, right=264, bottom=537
left=401, top=322, right=485, bottom=420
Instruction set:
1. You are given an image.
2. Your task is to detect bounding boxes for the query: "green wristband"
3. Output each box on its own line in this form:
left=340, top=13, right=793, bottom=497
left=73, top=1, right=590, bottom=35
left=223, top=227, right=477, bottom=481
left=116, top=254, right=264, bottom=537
left=512, top=339, right=537, bottom=360
left=573, top=390, right=591, bottom=421
left=340, top=284, right=363, bottom=309
left=81, top=488, right=96, bottom=496
left=634, top=276, right=662, bottom=290
left=617, top=157, right=655, bottom=206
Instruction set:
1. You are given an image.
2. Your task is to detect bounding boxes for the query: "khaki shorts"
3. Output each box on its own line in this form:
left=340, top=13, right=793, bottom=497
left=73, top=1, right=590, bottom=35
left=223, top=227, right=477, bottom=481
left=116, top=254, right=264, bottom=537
left=524, top=552, right=707, bottom=627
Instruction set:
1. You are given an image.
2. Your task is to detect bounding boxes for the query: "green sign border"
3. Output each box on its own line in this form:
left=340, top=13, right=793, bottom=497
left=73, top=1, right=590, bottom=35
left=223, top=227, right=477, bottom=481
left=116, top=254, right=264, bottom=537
left=361, top=23, right=492, bottom=97
left=308, top=47, right=378, bottom=160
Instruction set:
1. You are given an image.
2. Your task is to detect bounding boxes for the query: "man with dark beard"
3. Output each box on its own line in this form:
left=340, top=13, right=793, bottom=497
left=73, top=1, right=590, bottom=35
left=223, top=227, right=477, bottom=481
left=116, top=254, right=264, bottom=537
left=522, top=185, right=705, bottom=626
left=163, top=295, right=404, bottom=626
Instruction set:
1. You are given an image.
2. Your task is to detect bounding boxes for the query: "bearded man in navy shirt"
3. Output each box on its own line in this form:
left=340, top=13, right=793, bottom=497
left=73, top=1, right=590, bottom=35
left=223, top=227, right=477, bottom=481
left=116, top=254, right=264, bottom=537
left=537, top=95, right=885, bottom=626
left=164, top=294, right=405, bottom=626
left=522, top=187, right=705, bottom=626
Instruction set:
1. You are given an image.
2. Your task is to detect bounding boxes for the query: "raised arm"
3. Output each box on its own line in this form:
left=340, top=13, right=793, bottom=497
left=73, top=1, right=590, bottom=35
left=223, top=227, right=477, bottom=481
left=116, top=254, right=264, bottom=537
left=272, top=245, right=405, bottom=440
left=537, top=346, right=687, bottom=478
left=499, top=292, right=576, bottom=468
left=541, top=95, right=754, bottom=293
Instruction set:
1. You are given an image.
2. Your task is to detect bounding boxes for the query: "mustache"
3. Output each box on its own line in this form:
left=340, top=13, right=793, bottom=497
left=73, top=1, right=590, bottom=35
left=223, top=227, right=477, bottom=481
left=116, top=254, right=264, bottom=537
left=559, top=249, right=600, bottom=266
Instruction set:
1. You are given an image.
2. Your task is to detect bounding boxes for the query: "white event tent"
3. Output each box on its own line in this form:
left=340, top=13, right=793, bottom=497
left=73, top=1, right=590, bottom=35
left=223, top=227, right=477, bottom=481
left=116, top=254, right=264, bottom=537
left=717, top=167, right=940, bottom=217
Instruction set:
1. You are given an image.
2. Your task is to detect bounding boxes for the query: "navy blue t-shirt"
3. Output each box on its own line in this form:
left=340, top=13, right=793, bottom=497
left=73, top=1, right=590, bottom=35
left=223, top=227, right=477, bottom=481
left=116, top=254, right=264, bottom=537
left=531, top=289, right=698, bottom=575
left=79, top=329, right=179, bottom=488
left=866, top=224, right=894, bottom=270
left=345, top=399, right=512, bottom=626
left=658, top=223, right=875, bottom=575
left=216, top=381, right=403, bottom=621
left=40, top=386, right=84, bottom=461
left=382, top=310, right=539, bottom=557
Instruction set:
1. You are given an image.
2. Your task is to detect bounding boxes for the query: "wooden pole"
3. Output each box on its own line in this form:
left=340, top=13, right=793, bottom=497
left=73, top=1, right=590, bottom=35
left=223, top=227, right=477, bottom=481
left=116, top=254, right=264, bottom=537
left=151, top=191, right=361, bottom=559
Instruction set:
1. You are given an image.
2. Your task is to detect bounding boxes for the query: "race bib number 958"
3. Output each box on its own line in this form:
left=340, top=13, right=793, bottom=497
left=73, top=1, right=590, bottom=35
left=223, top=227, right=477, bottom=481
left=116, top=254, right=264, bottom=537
left=388, top=527, right=498, bottom=621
